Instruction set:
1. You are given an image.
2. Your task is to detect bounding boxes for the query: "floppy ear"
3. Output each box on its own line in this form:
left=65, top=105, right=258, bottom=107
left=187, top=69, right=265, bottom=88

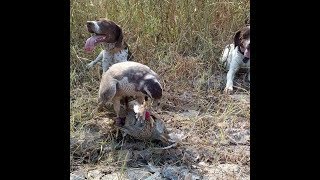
left=234, top=30, right=241, bottom=48
left=245, top=18, right=250, bottom=25
left=114, top=25, right=124, bottom=49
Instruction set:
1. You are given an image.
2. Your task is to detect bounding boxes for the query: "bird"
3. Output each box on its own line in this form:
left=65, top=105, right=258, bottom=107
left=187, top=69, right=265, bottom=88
left=114, top=106, right=170, bottom=143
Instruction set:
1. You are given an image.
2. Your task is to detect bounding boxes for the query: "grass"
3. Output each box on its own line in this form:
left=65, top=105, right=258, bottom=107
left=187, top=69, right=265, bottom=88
left=70, top=0, right=250, bottom=179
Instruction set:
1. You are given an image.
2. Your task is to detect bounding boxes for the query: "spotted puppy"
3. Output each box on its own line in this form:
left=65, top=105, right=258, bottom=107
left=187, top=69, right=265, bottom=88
left=220, top=25, right=250, bottom=93
left=84, top=18, right=133, bottom=72
left=98, top=61, right=162, bottom=122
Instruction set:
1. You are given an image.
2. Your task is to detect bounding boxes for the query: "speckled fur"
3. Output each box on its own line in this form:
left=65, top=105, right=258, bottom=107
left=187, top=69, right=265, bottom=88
left=98, top=61, right=162, bottom=117
left=87, top=42, right=132, bottom=72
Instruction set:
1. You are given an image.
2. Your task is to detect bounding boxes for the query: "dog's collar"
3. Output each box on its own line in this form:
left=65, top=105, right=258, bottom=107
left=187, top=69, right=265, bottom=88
left=238, top=46, right=244, bottom=55
left=242, top=57, right=249, bottom=63
left=238, top=46, right=249, bottom=63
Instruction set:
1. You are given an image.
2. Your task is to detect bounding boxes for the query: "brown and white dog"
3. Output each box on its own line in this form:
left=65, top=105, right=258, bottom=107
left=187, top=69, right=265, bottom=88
left=84, top=18, right=133, bottom=72
left=220, top=25, right=250, bottom=93
left=98, top=61, right=162, bottom=122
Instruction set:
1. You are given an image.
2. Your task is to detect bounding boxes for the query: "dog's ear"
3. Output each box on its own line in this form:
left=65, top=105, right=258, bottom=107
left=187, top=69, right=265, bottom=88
left=234, top=30, right=241, bottom=47
left=245, top=18, right=250, bottom=25
left=115, top=25, right=124, bottom=49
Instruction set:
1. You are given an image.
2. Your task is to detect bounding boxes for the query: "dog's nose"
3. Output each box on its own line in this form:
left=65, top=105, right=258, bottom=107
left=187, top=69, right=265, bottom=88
left=86, top=21, right=93, bottom=26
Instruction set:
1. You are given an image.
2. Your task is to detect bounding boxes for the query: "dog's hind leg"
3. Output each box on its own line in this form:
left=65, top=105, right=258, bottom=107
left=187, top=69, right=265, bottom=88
left=97, top=81, right=117, bottom=112
left=112, top=96, right=121, bottom=117
left=124, top=96, right=130, bottom=111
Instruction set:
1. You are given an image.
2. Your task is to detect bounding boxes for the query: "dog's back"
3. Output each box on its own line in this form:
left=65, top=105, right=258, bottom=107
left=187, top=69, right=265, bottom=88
left=98, top=61, right=162, bottom=106
left=103, top=61, right=158, bottom=80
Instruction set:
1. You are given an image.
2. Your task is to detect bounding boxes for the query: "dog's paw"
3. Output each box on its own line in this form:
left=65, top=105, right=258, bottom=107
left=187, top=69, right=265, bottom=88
left=224, top=86, right=233, bottom=94
left=97, top=103, right=105, bottom=112
left=86, top=62, right=94, bottom=69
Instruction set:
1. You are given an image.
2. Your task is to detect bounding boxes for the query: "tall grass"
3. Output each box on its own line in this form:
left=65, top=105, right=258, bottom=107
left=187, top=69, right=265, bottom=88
left=70, top=0, right=249, bottom=129
left=70, top=1, right=250, bottom=173
left=71, top=0, right=249, bottom=68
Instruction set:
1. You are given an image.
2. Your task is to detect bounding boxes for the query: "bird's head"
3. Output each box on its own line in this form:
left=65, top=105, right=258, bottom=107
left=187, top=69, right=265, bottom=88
left=115, top=116, right=126, bottom=127
left=145, top=111, right=151, bottom=121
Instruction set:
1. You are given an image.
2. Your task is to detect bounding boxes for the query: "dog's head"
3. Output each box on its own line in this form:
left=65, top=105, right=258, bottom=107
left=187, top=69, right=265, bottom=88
left=84, top=18, right=124, bottom=52
left=141, top=74, right=163, bottom=100
left=234, top=25, right=250, bottom=59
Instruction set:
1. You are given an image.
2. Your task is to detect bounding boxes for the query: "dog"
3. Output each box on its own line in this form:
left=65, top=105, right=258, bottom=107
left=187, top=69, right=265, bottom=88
left=98, top=61, right=163, bottom=122
left=220, top=24, right=250, bottom=93
left=84, top=18, right=133, bottom=72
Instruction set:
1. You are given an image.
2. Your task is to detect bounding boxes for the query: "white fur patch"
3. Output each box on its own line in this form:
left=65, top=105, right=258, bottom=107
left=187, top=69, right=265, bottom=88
left=220, top=44, right=234, bottom=69
left=87, top=43, right=129, bottom=72
left=93, top=21, right=101, bottom=34
left=86, top=21, right=101, bottom=34
left=144, top=74, right=155, bottom=80
left=221, top=44, right=249, bottom=70
left=133, top=104, right=140, bottom=114
left=114, top=49, right=129, bottom=63
left=102, top=50, right=113, bottom=72
left=243, top=40, right=250, bottom=49
left=220, top=43, right=250, bottom=92
left=143, top=86, right=152, bottom=98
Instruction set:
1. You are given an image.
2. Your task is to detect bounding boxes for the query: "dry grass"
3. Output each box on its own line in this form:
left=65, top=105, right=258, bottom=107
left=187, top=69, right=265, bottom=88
left=70, top=0, right=250, bottom=179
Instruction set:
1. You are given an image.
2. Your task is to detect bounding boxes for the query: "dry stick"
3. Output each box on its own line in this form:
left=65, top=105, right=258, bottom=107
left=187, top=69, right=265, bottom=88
left=152, top=142, right=178, bottom=150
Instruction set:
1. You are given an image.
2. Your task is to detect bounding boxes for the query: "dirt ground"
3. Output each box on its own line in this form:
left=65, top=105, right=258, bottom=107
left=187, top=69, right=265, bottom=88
left=70, top=1, right=250, bottom=178
left=70, top=72, right=250, bottom=180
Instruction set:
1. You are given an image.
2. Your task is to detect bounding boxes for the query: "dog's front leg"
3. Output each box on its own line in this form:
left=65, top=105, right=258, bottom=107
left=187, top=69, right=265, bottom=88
left=224, top=60, right=240, bottom=94
left=87, top=50, right=104, bottom=69
left=225, top=69, right=236, bottom=93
